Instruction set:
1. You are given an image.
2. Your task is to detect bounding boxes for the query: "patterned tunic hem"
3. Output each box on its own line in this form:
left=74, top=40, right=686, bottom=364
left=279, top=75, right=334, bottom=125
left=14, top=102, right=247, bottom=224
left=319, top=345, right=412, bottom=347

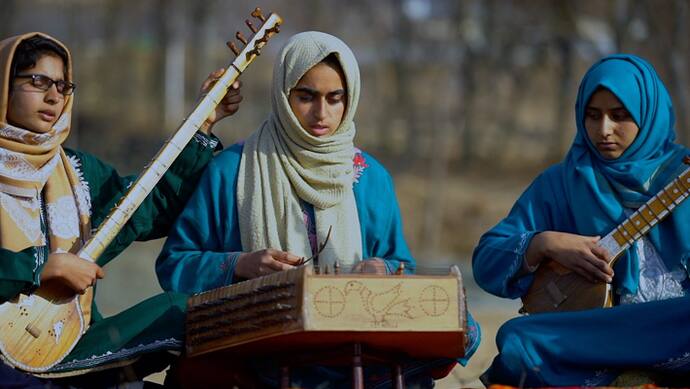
left=36, top=337, right=182, bottom=377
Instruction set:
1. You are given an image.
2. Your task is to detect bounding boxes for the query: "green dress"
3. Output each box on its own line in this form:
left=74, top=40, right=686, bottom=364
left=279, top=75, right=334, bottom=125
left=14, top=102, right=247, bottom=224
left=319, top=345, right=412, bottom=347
left=0, top=132, right=219, bottom=378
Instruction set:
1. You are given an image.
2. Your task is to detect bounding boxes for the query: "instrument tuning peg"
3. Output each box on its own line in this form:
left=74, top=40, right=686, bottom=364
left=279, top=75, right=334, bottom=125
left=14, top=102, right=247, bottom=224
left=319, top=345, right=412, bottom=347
left=396, top=262, right=405, bottom=275
left=245, top=19, right=258, bottom=34
left=334, top=261, right=340, bottom=275
left=226, top=41, right=240, bottom=56
left=251, top=7, right=266, bottom=22
left=236, top=31, right=248, bottom=45
left=684, top=155, right=690, bottom=165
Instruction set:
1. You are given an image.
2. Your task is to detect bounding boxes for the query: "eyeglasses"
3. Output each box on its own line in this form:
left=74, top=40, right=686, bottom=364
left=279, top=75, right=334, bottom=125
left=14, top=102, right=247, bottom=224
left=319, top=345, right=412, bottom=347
left=15, top=74, right=76, bottom=96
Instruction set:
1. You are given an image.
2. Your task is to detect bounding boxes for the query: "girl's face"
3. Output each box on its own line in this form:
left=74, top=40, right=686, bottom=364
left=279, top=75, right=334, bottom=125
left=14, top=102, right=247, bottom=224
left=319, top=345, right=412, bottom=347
left=7, top=53, right=66, bottom=133
left=585, top=88, right=640, bottom=160
left=288, top=62, right=347, bottom=137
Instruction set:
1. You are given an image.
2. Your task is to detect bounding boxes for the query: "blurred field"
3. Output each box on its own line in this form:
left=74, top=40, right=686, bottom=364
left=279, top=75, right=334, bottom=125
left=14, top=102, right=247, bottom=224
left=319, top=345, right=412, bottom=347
left=95, top=169, right=528, bottom=387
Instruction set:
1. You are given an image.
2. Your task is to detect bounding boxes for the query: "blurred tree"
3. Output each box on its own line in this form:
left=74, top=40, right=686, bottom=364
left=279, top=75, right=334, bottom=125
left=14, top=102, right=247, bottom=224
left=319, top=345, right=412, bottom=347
left=5, top=0, right=690, bottom=256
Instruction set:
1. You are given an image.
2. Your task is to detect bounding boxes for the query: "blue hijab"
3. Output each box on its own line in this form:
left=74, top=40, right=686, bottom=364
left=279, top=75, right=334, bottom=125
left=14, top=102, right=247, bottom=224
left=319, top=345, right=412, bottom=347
left=564, top=54, right=690, bottom=295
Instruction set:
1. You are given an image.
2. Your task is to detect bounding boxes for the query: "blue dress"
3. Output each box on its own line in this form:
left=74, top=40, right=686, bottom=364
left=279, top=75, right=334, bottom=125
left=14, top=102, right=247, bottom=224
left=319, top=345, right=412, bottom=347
left=473, top=54, right=690, bottom=386
left=157, top=143, right=481, bottom=386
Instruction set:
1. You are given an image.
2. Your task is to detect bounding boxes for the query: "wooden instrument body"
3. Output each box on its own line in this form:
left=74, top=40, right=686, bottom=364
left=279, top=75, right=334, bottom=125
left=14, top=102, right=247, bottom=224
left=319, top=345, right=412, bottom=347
left=186, top=266, right=467, bottom=360
left=521, top=260, right=612, bottom=314
left=521, top=163, right=690, bottom=314
left=0, top=285, right=84, bottom=372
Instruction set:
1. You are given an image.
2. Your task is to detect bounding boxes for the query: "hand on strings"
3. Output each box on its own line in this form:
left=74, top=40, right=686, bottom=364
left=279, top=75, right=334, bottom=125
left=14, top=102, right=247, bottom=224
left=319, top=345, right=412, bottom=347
left=198, top=68, right=243, bottom=134
left=40, top=253, right=105, bottom=295
left=351, top=258, right=387, bottom=274
left=235, top=248, right=302, bottom=279
left=525, top=231, right=614, bottom=283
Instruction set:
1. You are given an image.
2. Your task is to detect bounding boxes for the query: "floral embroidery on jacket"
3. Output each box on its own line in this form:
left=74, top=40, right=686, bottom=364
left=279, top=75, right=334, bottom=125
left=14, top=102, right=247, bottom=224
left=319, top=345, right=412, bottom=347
left=52, top=337, right=182, bottom=371
left=68, top=154, right=92, bottom=217
left=655, top=351, right=690, bottom=370
left=583, top=369, right=613, bottom=386
left=353, top=148, right=368, bottom=184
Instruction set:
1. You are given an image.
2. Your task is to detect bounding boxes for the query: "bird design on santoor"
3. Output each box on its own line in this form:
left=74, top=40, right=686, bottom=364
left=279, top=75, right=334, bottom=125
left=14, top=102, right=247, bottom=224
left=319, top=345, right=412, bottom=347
left=343, top=281, right=415, bottom=326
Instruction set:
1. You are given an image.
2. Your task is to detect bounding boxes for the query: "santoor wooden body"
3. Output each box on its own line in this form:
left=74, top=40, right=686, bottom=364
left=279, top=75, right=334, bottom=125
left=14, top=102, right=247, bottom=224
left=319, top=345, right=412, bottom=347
left=0, top=9, right=283, bottom=372
left=186, top=266, right=467, bottom=359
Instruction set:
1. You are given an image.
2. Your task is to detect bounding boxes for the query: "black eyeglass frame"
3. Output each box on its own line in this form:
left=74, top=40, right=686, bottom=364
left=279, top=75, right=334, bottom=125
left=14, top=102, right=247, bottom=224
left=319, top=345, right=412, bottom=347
left=14, top=74, right=76, bottom=96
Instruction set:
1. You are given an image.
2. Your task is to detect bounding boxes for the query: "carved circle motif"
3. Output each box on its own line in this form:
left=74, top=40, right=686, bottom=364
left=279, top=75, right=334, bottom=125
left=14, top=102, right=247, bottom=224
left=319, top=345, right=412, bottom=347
left=419, top=286, right=450, bottom=316
left=313, top=286, right=346, bottom=318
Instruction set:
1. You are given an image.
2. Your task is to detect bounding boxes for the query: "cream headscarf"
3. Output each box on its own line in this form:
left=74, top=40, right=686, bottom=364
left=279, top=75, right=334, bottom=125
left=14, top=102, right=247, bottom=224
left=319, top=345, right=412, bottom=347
left=237, top=31, right=363, bottom=268
left=0, top=32, right=90, bottom=259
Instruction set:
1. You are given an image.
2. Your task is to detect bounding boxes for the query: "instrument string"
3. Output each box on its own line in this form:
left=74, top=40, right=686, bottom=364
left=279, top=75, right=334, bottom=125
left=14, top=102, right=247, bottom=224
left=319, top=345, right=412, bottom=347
left=308, top=264, right=465, bottom=276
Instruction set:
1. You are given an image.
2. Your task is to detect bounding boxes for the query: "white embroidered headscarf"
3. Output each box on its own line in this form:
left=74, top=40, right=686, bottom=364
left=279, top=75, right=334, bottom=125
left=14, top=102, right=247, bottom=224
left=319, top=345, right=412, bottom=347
left=237, top=31, right=363, bottom=268
left=0, top=32, right=90, bottom=258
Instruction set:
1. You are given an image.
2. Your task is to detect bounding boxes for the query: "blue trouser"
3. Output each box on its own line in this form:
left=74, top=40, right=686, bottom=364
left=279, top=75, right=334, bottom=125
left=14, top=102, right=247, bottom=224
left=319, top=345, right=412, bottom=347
left=483, top=295, right=690, bottom=386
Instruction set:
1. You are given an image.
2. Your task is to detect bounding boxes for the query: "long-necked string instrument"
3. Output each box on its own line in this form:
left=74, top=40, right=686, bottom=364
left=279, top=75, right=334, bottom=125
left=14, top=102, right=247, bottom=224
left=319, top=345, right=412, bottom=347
left=0, top=8, right=282, bottom=372
left=521, top=156, right=690, bottom=314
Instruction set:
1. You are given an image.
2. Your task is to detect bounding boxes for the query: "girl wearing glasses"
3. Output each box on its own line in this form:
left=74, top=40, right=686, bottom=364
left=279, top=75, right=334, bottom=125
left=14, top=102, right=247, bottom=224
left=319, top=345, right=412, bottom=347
left=0, top=32, right=241, bottom=386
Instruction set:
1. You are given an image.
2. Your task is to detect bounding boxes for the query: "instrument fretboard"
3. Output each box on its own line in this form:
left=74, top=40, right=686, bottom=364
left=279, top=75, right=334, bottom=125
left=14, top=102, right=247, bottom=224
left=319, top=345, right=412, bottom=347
left=598, top=165, right=690, bottom=264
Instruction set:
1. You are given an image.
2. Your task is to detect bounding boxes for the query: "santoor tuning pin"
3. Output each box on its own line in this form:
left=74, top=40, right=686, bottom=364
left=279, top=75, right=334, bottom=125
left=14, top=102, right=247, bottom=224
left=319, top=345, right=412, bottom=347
left=245, top=19, right=258, bottom=33
left=334, top=261, right=340, bottom=274
left=226, top=41, right=240, bottom=56
left=396, top=262, right=405, bottom=275
left=251, top=7, right=266, bottom=22
left=236, top=31, right=248, bottom=45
